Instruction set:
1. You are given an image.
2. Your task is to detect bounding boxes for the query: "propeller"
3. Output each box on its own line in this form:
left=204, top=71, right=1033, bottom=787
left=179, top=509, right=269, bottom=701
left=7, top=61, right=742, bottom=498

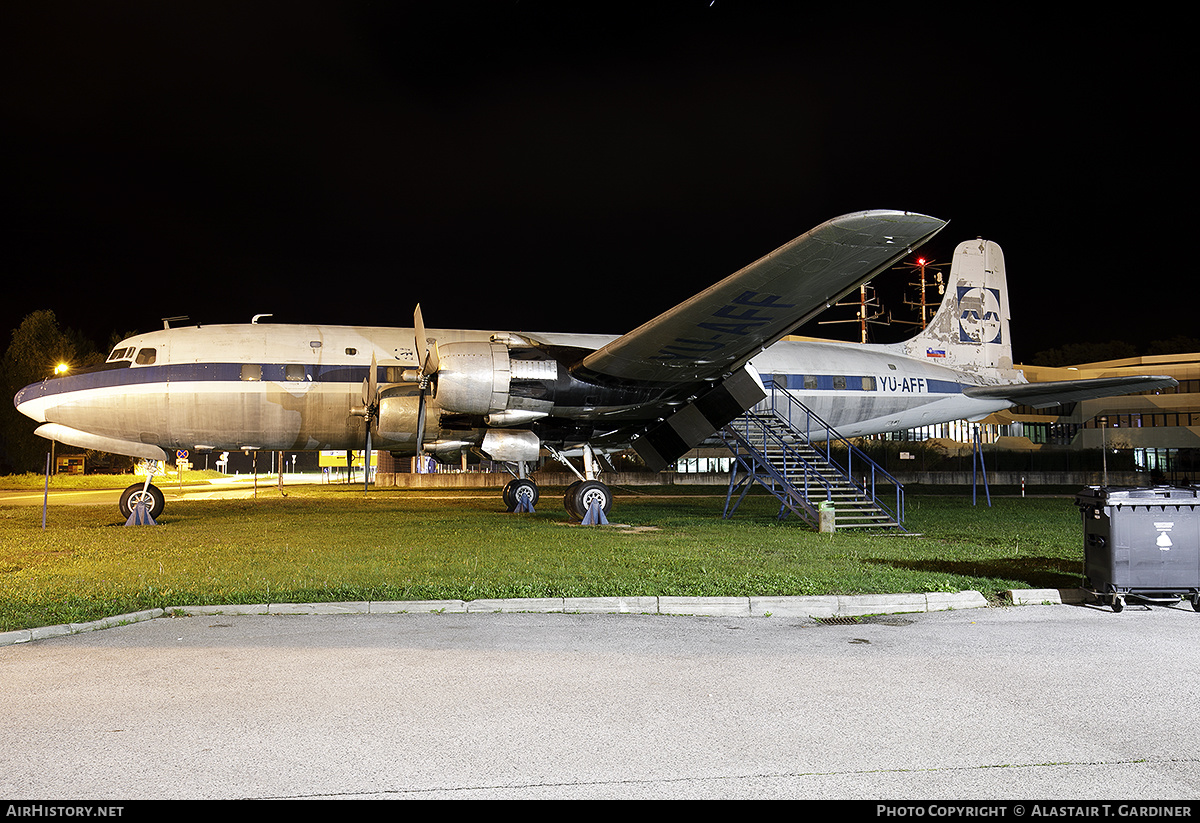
left=413, top=305, right=439, bottom=457
left=357, top=351, right=379, bottom=492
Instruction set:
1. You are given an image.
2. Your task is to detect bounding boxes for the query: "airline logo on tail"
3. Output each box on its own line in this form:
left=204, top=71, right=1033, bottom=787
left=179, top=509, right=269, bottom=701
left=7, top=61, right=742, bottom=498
left=957, top=286, right=1002, bottom=344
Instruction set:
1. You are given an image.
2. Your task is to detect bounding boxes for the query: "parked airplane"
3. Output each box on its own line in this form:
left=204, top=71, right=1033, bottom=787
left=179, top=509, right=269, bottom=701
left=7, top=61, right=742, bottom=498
left=14, top=210, right=1176, bottom=521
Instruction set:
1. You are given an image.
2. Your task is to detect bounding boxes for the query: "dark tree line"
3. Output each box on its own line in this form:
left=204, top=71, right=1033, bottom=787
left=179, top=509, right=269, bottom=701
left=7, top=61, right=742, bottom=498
left=0, top=310, right=130, bottom=474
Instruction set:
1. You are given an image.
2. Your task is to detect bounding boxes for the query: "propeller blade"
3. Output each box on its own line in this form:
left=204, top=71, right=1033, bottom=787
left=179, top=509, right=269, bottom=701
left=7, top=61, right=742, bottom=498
left=414, top=304, right=439, bottom=376
left=355, top=353, right=380, bottom=422
left=363, top=428, right=371, bottom=492
left=367, top=352, right=379, bottom=405
left=415, top=390, right=427, bottom=456
left=414, top=304, right=427, bottom=369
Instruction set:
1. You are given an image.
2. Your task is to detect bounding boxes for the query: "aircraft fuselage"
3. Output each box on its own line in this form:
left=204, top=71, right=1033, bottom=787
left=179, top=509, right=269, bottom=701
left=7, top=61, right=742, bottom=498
left=14, top=322, right=1011, bottom=462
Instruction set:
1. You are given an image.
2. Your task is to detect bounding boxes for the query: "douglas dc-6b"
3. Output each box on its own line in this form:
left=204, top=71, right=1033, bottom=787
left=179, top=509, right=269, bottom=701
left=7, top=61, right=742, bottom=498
left=14, top=210, right=1176, bottom=520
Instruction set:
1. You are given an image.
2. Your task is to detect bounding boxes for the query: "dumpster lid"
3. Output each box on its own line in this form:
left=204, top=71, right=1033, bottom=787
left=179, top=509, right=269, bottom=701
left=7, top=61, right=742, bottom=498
left=1076, top=485, right=1200, bottom=506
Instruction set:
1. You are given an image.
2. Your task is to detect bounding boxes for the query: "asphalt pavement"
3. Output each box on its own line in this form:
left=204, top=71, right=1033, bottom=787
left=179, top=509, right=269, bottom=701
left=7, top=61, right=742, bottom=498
left=3, top=597, right=1200, bottom=801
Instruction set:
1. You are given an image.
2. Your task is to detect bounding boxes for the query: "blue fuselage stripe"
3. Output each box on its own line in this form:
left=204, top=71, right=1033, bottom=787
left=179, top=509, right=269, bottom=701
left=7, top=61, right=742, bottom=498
left=18, top=363, right=376, bottom=403
left=19, top=366, right=967, bottom=408
left=771, top=374, right=963, bottom=394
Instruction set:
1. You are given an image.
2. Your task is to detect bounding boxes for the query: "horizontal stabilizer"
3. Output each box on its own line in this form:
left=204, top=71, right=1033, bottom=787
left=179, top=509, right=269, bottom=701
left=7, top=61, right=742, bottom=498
left=964, top=376, right=1178, bottom=409
left=35, top=423, right=169, bottom=461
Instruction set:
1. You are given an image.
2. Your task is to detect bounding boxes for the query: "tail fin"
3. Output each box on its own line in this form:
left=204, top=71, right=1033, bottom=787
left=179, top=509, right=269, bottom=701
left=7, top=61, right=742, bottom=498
left=889, top=238, right=1014, bottom=376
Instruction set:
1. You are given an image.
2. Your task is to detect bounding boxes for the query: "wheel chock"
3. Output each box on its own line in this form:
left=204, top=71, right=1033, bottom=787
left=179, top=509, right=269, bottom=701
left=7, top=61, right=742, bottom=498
left=581, top=498, right=608, bottom=525
left=124, top=501, right=157, bottom=527
left=514, top=496, right=535, bottom=513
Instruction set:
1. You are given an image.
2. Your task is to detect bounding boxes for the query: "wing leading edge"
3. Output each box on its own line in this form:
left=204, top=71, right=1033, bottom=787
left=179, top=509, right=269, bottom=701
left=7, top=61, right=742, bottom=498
left=575, top=210, right=947, bottom=387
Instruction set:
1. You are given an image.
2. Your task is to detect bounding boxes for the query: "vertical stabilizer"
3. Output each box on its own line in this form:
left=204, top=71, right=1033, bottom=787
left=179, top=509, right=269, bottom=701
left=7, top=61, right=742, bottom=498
left=889, top=238, right=1014, bottom=378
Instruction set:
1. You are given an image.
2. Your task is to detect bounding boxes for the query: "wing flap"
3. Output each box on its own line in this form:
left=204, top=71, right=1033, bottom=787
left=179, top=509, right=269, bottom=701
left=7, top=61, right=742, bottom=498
left=630, top=365, right=767, bottom=471
left=964, top=376, right=1178, bottom=409
left=576, top=210, right=946, bottom=386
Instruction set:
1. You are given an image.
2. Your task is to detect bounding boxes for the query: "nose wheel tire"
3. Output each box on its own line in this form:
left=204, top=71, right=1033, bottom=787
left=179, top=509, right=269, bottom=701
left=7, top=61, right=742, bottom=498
left=119, top=483, right=165, bottom=520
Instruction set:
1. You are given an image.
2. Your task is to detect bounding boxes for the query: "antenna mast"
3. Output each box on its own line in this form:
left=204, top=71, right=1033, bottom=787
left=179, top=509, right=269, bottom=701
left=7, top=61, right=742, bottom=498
left=891, top=256, right=945, bottom=331
left=818, top=283, right=887, bottom=343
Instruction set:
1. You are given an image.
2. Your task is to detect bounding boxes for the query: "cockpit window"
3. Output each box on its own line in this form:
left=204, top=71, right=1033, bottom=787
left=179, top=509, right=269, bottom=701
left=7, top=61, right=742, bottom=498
left=134, top=348, right=156, bottom=365
left=107, top=347, right=135, bottom=362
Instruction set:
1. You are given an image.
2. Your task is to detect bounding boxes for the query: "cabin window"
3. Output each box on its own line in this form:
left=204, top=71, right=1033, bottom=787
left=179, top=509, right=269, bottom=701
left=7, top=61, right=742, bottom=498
left=241, top=364, right=262, bottom=381
left=833, top=375, right=847, bottom=390
left=285, top=364, right=306, bottom=382
left=135, top=348, right=156, bottom=365
left=803, top=374, right=818, bottom=390
left=862, top=376, right=877, bottom=391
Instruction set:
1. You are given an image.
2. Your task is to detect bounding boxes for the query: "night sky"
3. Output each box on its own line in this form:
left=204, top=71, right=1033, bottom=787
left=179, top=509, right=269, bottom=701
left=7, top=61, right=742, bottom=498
left=2, top=3, right=1182, bottom=365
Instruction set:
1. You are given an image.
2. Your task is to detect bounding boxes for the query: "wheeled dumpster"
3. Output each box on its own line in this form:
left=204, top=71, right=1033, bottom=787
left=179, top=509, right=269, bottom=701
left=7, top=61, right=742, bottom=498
left=1076, top=486, right=1200, bottom=612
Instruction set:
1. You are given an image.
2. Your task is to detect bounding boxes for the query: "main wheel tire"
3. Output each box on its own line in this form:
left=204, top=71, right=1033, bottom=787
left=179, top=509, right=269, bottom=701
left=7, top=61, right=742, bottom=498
left=503, top=478, right=539, bottom=512
left=563, top=480, right=582, bottom=519
left=119, top=482, right=165, bottom=520
left=565, top=479, right=611, bottom=522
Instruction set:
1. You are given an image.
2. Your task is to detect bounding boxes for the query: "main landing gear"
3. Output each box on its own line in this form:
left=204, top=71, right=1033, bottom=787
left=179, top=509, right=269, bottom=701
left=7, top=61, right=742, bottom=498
left=502, top=477, right=539, bottom=512
left=503, top=445, right=614, bottom=522
left=564, top=479, right=612, bottom=522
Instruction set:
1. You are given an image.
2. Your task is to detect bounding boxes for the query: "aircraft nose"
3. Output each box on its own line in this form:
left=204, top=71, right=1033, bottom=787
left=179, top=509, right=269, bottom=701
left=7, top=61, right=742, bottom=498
left=13, top=381, right=49, bottom=423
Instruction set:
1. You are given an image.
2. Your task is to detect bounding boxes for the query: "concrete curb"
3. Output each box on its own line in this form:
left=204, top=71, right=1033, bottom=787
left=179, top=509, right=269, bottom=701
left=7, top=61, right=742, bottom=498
left=0, top=590, right=1028, bottom=647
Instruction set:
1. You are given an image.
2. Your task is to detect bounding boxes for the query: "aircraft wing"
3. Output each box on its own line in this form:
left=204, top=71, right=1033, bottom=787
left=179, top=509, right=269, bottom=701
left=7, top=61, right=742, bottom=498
left=575, top=210, right=947, bottom=386
left=34, top=422, right=169, bottom=461
left=964, top=376, right=1179, bottom=409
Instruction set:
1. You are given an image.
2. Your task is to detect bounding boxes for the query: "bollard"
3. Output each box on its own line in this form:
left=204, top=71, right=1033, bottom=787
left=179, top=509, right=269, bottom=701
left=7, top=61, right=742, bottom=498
left=818, top=501, right=835, bottom=533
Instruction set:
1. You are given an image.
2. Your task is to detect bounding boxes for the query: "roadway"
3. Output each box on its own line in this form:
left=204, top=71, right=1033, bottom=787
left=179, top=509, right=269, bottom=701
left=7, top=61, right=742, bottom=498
left=2, top=602, right=1199, bottom=800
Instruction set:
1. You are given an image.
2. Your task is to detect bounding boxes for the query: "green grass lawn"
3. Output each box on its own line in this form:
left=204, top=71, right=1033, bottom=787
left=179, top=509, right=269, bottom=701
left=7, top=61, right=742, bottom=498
left=0, top=484, right=1085, bottom=632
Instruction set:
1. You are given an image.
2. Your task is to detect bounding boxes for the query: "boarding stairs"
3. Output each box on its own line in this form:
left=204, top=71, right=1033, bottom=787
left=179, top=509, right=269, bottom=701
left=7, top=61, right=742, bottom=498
left=719, top=379, right=905, bottom=530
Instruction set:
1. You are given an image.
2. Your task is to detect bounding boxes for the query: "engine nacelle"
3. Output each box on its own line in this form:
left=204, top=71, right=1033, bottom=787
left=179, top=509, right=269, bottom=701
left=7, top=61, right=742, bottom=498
left=376, top=389, right=423, bottom=449
left=435, top=340, right=559, bottom=418
left=434, top=341, right=509, bottom=415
